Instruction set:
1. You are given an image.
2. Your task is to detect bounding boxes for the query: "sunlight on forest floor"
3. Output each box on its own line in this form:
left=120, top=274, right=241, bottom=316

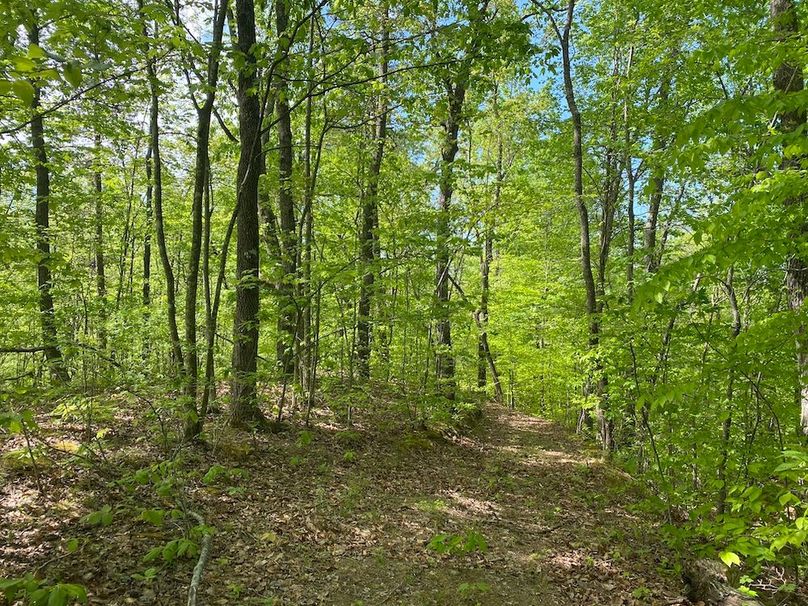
left=1, top=397, right=686, bottom=605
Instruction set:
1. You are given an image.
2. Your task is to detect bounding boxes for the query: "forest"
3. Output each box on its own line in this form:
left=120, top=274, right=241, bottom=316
left=0, top=0, right=806, bottom=603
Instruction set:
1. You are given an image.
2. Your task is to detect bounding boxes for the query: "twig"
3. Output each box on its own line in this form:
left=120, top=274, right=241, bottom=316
left=186, top=511, right=213, bottom=606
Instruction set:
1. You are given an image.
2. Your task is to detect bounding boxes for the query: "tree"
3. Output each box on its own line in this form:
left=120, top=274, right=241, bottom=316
left=230, top=0, right=264, bottom=426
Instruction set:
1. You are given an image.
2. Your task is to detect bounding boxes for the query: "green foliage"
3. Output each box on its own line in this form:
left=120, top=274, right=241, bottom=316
left=82, top=505, right=113, bottom=527
left=427, top=530, right=488, bottom=557
left=0, top=577, right=87, bottom=606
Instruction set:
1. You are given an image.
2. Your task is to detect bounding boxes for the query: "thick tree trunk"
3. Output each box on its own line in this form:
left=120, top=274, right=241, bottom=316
left=275, top=0, right=298, bottom=378
left=771, top=0, right=808, bottom=437
left=29, top=22, right=69, bottom=384
left=230, top=0, right=264, bottom=426
left=357, top=9, right=389, bottom=380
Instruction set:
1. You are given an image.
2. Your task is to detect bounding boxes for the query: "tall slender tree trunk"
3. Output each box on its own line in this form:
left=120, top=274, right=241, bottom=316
left=435, top=77, right=466, bottom=401
left=183, top=0, right=228, bottom=440
left=94, top=133, right=107, bottom=350
left=477, top=96, right=503, bottom=403
left=142, top=145, right=153, bottom=339
left=718, top=267, right=741, bottom=512
left=28, top=21, right=69, bottom=383
left=643, top=78, right=669, bottom=275
left=275, top=0, right=298, bottom=378
left=551, top=0, right=598, bottom=431
left=357, top=6, right=389, bottom=380
left=771, top=0, right=808, bottom=437
left=144, top=9, right=186, bottom=378
left=230, top=0, right=264, bottom=425
left=623, top=44, right=636, bottom=302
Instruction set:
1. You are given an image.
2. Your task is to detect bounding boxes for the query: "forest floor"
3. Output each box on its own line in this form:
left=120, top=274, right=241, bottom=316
left=1, top=391, right=690, bottom=605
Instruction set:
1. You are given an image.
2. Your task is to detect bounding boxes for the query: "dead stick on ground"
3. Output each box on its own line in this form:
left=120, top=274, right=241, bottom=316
left=187, top=512, right=213, bottom=606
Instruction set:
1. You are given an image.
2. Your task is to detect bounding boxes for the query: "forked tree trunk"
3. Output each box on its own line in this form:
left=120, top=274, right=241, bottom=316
left=183, top=0, right=228, bottom=440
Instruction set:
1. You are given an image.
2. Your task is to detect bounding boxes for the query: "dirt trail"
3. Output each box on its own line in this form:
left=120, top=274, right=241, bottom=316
left=1, top=401, right=687, bottom=605
left=192, top=404, right=685, bottom=605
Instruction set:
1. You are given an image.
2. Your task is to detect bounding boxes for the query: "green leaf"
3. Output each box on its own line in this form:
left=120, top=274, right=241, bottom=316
left=12, top=80, right=35, bottom=106
left=64, top=62, right=83, bottom=88
left=28, top=44, right=46, bottom=59
left=719, top=551, right=741, bottom=567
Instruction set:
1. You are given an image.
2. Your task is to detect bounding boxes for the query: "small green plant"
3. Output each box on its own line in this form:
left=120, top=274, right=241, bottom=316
left=335, top=430, right=362, bottom=446
left=0, top=576, right=88, bottom=605
left=131, top=567, right=158, bottom=583
left=342, top=449, right=357, bottom=463
left=631, top=586, right=652, bottom=599
left=202, top=464, right=248, bottom=486
left=296, top=430, right=314, bottom=447
left=428, top=530, right=488, bottom=556
left=82, top=505, right=114, bottom=527
left=457, top=581, right=491, bottom=596
left=143, top=537, right=199, bottom=564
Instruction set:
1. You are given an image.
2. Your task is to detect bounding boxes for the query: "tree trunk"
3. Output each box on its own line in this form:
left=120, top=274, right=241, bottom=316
left=28, top=21, right=69, bottom=384
left=477, top=108, right=503, bottom=403
left=275, top=0, right=298, bottom=378
left=357, top=7, right=389, bottom=380
left=144, top=9, right=186, bottom=379
left=771, top=0, right=808, bottom=437
left=435, top=77, right=466, bottom=402
left=230, top=0, right=264, bottom=426
left=143, top=145, right=153, bottom=311
left=553, top=0, right=598, bottom=430
left=94, top=133, right=107, bottom=350
left=718, top=267, right=741, bottom=513
left=643, top=78, right=670, bottom=274
left=183, top=0, right=228, bottom=440
left=684, top=560, right=763, bottom=606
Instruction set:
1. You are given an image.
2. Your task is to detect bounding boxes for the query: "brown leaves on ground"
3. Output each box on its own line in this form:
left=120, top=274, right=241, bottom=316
left=1, top=396, right=688, bottom=605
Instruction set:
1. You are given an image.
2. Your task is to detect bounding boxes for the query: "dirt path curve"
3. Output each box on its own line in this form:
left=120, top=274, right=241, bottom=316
left=195, top=404, right=687, bottom=605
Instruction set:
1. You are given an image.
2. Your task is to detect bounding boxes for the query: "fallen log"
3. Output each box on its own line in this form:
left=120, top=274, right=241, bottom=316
left=683, top=559, right=763, bottom=606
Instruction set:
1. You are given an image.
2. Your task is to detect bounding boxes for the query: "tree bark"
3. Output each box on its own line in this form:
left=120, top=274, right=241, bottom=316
left=183, top=0, right=228, bottom=440
left=275, top=0, right=298, bottom=378
left=94, top=133, right=107, bottom=350
left=143, top=145, right=152, bottom=312
left=549, top=0, right=599, bottom=432
left=357, top=5, right=389, bottom=380
left=434, top=76, right=466, bottom=401
left=230, top=0, right=264, bottom=426
left=643, top=77, right=670, bottom=274
left=771, top=0, right=808, bottom=437
left=144, top=8, right=186, bottom=379
left=28, top=21, right=69, bottom=384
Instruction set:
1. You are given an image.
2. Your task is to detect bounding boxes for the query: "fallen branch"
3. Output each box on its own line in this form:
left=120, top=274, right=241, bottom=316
left=186, top=512, right=213, bottom=606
